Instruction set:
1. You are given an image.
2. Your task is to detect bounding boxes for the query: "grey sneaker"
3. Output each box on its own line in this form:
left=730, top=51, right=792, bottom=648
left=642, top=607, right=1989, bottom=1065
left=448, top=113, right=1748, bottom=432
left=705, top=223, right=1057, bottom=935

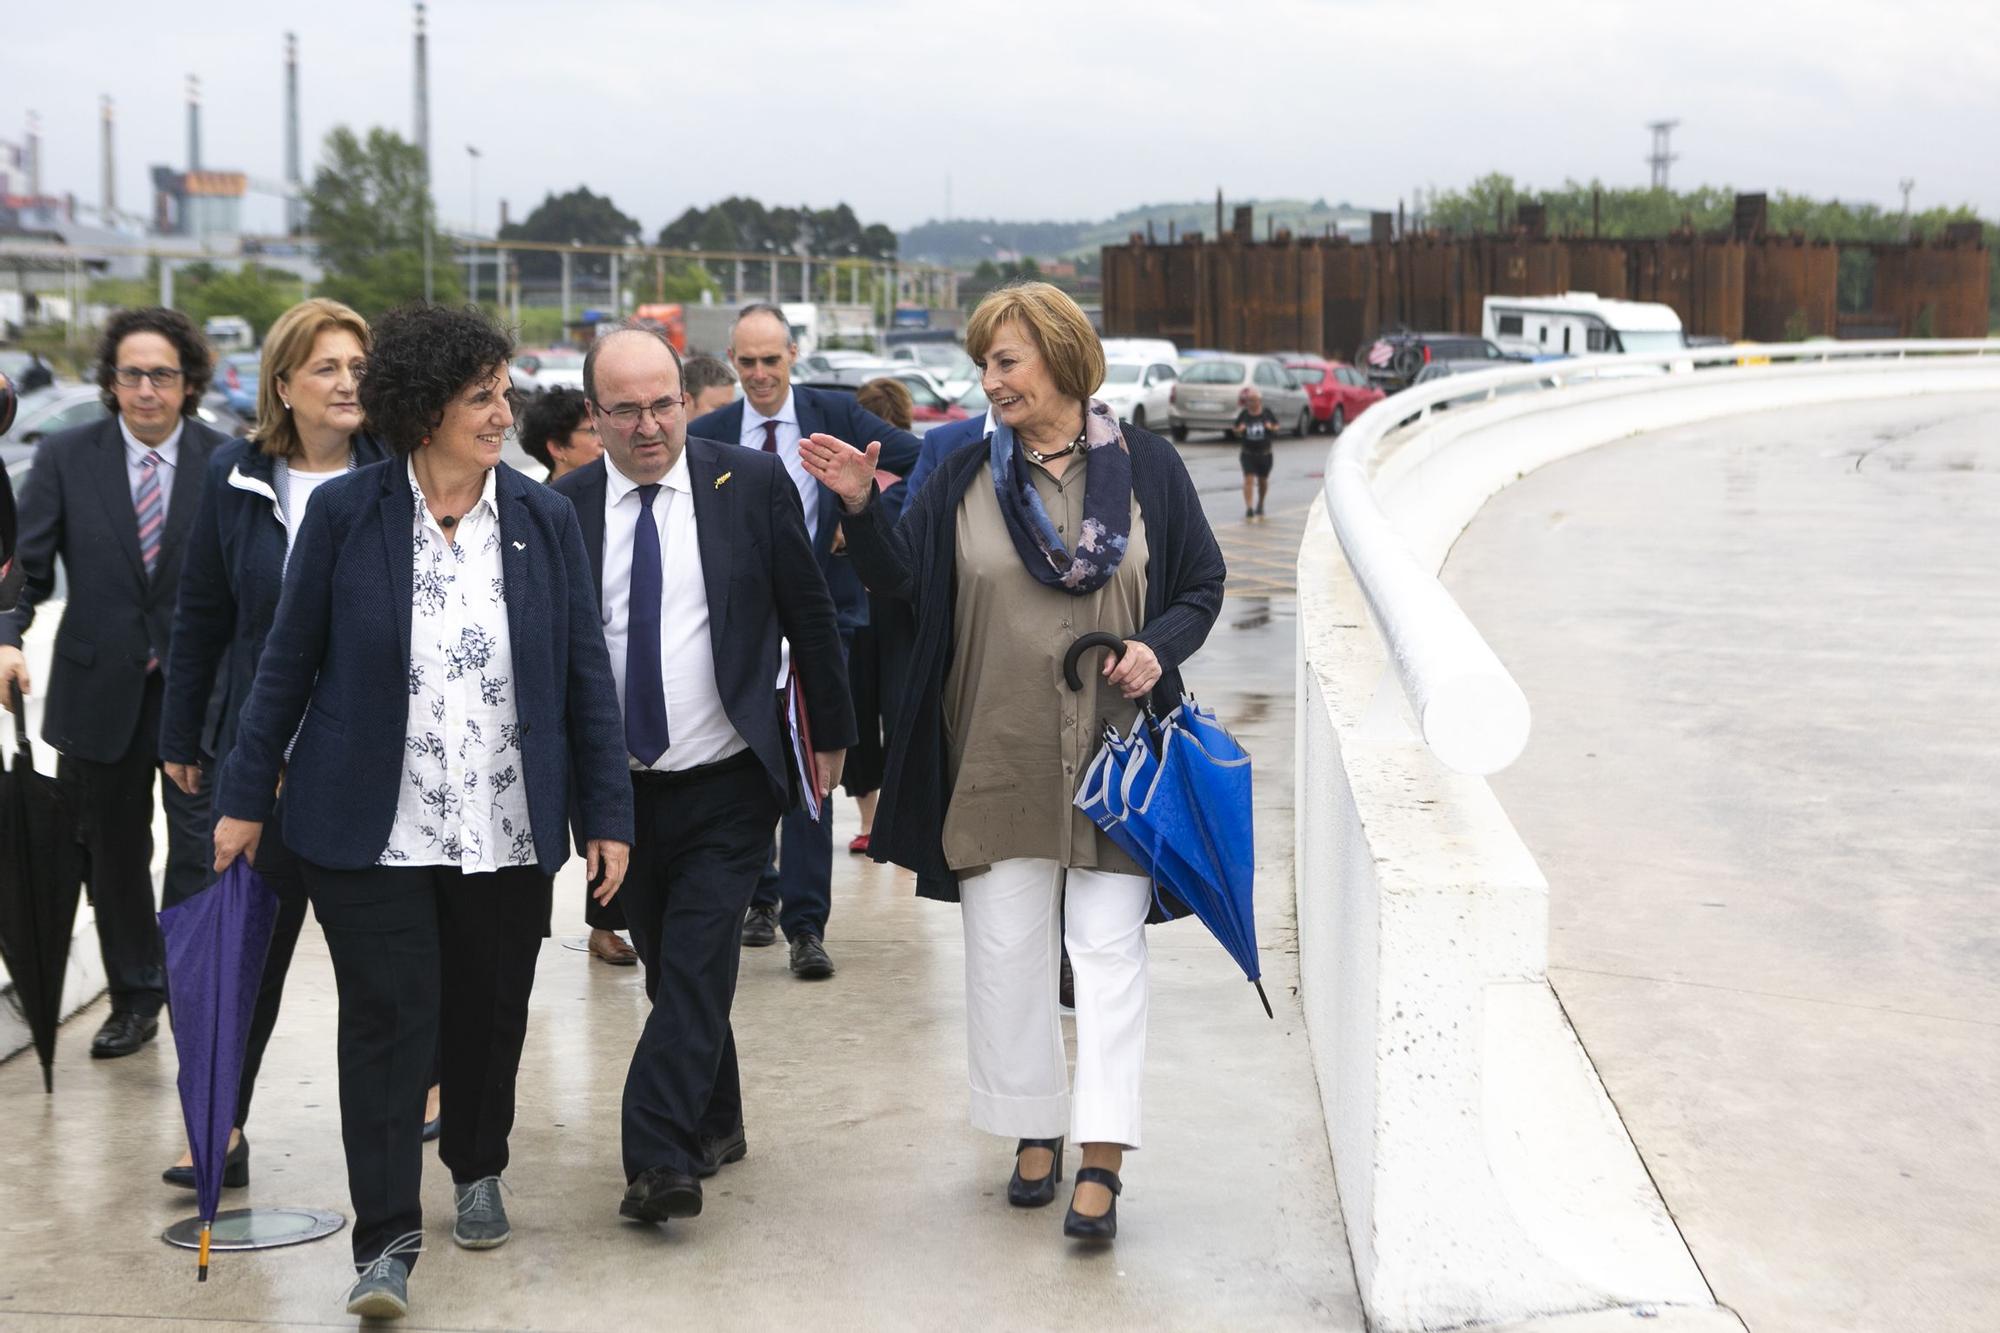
left=453, top=1175, right=511, bottom=1249
left=345, top=1255, right=410, bottom=1320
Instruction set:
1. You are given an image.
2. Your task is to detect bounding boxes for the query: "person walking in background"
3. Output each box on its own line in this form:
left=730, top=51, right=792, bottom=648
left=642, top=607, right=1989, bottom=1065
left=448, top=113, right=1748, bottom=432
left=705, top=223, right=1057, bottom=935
left=519, top=383, right=634, bottom=966
left=157, top=298, right=403, bottom=1188
left=691, top=302, right=920, bottom=980
left=548, top=324, right=852, bottom=1227
left=0, top=308, right=223, bottom=1059
left=841, top=376, right=917, bottom=854
left=1229, top=386, right=1278, bottom=519
left=210, top=304, right=632, bottom=1321
left=517, top=385, right=603, bottom=483
left=682, top=353, right=737, bottom=417
left=801, top=281, right=1225, bottom=1243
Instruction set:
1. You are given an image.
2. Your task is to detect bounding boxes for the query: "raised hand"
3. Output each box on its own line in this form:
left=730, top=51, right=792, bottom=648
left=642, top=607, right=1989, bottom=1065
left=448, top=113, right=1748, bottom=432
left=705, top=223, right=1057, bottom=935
left=800, top=433, right=881, bottom=514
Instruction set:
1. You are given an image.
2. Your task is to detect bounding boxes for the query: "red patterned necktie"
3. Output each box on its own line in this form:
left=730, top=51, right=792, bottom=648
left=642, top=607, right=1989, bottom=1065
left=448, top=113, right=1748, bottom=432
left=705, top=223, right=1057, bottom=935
left=761, top=420, right=779, bottom=453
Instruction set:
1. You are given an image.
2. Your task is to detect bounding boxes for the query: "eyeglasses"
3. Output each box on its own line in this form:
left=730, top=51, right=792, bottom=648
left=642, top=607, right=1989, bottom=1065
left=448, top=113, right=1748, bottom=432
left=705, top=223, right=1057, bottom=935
left=592, top=395, right=686, bottom=428
left=114, top=367, right=185, bottom=389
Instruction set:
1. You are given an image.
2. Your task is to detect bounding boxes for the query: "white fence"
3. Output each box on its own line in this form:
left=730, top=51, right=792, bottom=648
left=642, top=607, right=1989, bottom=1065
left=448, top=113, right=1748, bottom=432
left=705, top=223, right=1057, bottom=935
left=1296, top=339, right=2000, bottom=1331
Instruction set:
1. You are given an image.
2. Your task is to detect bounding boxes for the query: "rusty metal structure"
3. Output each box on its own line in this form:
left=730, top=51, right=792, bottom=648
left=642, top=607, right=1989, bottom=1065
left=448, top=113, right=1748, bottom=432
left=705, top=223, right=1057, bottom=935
left=1101, top=194, right=1988, bottom=356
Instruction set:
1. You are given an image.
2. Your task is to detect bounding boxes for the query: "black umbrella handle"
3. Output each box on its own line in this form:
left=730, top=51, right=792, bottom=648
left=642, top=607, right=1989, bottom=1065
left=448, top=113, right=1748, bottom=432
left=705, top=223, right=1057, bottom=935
left=8, top=679, right=26, bottom=761
left=1063, top=633, right=1126, bottom=692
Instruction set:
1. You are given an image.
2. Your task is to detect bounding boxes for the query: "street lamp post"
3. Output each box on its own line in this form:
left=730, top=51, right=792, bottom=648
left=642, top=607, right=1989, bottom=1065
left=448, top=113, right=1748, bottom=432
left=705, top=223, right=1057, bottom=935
left=466, top=144, right=481, bottom=303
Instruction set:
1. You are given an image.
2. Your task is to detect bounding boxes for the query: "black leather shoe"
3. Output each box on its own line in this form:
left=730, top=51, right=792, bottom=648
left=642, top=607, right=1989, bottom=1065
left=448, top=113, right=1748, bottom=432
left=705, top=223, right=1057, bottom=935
left=1058, top=952, right=1076, bottom=1011
left=620, top=1166, right=703, bottom=1223
left=788, top=933, right=835, bottom=979
left=422, top=1113, right=442, bottom=1143
left=90, top=1012, right=158, bottom=1059
left=1008, top=1137, right=1063, bottom=1208
left=1063, top=1166, right=1122, bottom=1241
left=698, top=1124, right=748, bottom=1179
left=741, top=904, right=778, bottom=949
left=163, top=1133, right=249, bottom=1190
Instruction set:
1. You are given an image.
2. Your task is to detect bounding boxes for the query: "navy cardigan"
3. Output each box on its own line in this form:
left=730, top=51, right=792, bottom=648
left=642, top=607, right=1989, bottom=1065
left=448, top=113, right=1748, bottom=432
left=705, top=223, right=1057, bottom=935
left=214, top=458, right=634, bottom=874
left=841, top=425, right=1226, bottom=906
left=160, top=433, right=390, bottom=768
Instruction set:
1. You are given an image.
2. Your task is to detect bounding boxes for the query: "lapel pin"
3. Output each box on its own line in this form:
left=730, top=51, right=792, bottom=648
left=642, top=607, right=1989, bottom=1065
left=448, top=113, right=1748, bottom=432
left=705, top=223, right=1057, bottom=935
left=714, top=471, right=732, bottom=490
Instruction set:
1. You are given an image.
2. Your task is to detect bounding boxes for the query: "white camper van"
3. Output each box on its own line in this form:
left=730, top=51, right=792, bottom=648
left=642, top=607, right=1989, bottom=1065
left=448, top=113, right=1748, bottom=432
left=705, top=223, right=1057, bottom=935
left=1481, top=293, right=1684, bottom=359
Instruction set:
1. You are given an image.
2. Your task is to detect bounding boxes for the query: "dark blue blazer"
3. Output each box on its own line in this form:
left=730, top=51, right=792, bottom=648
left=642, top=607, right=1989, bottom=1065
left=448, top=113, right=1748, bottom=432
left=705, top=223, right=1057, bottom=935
left=902, top=411, right=987, bottom=504
left=0, top=414, right=224, bottom=763
left=549, top=438, right=856, bottom=809
left=160, top=434, right=390, bottom=768
left=214, top=459, right=634, bottom=875
left=688, top=385, right=921, bottom=632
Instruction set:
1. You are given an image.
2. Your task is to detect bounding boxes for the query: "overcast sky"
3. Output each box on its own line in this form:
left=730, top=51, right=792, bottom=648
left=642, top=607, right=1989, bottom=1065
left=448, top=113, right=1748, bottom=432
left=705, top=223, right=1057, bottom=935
left=7, top=0, right=1995, bottom=239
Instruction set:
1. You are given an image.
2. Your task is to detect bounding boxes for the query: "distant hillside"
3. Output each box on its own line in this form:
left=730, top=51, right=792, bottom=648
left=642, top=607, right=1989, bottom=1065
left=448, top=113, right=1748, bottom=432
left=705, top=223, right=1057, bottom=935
left=902, top=198, right=1380, bottom=266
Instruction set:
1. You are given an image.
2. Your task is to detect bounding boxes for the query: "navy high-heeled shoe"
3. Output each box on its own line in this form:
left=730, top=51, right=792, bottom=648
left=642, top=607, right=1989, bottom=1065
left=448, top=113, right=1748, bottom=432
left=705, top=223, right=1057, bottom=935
left=162, top=1133, right=249, bottom=1190
left=1062, top=1165, right=1121, bottom=1241
left=1007, top=1137, right=1064, bottom=1208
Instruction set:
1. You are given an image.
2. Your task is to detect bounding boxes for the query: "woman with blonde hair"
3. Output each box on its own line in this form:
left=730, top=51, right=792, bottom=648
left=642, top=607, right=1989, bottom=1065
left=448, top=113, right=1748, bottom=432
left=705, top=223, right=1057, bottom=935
left=157, top=297, right=393, bottom=1188
left=803, top=282, right=1224, bottom=1243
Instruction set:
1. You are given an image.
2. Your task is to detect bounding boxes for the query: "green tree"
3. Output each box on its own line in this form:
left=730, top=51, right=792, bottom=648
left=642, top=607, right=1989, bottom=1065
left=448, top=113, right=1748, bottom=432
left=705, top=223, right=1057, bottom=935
left=498, top=186, right=642, bottom=281
left=306, top=126, right=460, bottom=318
left=174, top=262, right=308, bottom=339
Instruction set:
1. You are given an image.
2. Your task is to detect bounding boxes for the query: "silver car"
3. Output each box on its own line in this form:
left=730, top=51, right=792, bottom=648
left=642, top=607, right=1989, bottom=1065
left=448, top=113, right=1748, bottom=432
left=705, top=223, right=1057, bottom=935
left=1168, top=354, right=1312, bottom=440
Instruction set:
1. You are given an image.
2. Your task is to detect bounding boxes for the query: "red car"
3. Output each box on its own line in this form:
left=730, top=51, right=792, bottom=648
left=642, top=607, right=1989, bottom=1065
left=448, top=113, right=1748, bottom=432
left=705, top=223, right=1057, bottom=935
left=1284, top=359, right=1385, bottom=435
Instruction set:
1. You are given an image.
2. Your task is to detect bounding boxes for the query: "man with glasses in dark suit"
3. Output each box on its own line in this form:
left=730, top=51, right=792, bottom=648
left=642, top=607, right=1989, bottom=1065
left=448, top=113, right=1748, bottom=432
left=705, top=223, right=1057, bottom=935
left=0, top=308, right=224, bottom=1057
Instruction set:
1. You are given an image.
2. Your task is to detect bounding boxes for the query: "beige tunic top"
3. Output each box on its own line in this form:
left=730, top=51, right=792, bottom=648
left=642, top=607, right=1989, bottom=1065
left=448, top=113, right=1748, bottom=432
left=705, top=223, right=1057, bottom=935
left=942, top=456, right=1149, bottom=877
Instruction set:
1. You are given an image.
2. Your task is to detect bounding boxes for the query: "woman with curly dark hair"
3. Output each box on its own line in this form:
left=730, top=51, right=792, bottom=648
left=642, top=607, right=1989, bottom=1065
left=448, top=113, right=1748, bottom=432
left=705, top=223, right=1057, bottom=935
left=211, top=304, right=634, bottom=1320
left=516, top=384, right=601, bottom=481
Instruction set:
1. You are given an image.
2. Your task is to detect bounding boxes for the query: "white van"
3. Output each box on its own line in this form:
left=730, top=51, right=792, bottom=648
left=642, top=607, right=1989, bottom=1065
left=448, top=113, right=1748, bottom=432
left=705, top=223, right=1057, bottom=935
left=1481, top=293, right=1684, bottom=360
left=203, top=315, right=255, bottom=355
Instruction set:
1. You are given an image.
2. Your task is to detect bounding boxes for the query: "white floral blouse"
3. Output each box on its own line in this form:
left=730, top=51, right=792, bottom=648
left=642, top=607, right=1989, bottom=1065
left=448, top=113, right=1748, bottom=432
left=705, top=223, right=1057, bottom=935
left=380, top=461, right=536, bottom=873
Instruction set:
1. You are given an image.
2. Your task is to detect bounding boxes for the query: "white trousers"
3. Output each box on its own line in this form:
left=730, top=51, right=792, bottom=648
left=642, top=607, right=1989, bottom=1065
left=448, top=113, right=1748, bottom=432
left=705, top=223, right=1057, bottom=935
left=959, top=857, right=1151, bottom=1149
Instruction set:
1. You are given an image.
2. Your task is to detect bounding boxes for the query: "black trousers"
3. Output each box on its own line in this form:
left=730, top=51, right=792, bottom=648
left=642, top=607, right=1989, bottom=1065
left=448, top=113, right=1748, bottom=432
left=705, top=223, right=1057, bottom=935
left=231, top=809, right=308, bottom=1128
left=621, top=752, right=780, bottom=1182
left=58, top=670, right=211, bottom=1018
left=583, top=873, right=627, bottom=932
left=303, top=859, right=550, bottom=1268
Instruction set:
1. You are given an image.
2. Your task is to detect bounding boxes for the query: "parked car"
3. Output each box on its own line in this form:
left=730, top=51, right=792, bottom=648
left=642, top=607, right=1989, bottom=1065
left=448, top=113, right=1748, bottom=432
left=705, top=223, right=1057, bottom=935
left=1093, top=359, right=1178, bottom=434
left=0, top=349, right=58, bottom=395
left=797, top=349, right=887, bottom=377
left=217, top=352, right=262, bottom=415
left=197, top=390, right=254, bottom=438
left=1284, top=358, right=1385, bottom=435
left=0, top=384, right=108, bottom=470
left=1099, top=337, right=1180, bottom=365
left=513, top=348, right=585, bottom=393
left=888, top=342, right=977, bottom=399
left=1361, top=332, right=1512, bottom=393
left=1167, top=354, right=1312, bottom=440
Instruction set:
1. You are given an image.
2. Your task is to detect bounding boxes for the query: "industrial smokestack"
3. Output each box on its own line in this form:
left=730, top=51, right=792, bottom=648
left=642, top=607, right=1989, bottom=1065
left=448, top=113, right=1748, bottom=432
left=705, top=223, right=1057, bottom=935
left=25, top=110, right=41, bottom=198
left=187, top=75, right=201, bottom=172
left=285, top=33, right=303, bottom=233
left=101, top=96, right=115, bottom=216
left=414, top=2, right=432, bottom=299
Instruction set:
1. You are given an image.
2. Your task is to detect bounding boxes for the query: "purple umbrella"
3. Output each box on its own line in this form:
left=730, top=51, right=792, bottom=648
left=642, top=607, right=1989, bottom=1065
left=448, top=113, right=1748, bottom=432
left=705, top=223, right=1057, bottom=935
left=158, top=856, right=278, bottom=1281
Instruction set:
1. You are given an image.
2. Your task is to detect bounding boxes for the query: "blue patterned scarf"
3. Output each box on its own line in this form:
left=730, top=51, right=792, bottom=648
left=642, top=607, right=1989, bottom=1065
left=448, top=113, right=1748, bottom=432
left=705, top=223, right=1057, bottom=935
left=988, top=398, right=1133, bottom=595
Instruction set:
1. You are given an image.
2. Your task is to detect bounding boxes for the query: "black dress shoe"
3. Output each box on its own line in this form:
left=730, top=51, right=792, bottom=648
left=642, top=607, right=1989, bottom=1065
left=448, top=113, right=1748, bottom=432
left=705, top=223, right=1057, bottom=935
left=90, top=1012, right=158, bottom=1059
left=698, top=1124, right=748, bottom=1179
left=620, top=1166, right=703, bottom=1223
left=1063, top=1166, right=1122, bottom=1241
left=741, top=904, right=779, bottom=949
left=1058, top=952, right=1076, bottom=1011
left=788, top=933, right=834, bottom=979
left=163, top=1133, right=250, bottom=1190
left=1008, top=1137, right=1063, bottom=1208
left=422, top=1113, right=442, bottom=1143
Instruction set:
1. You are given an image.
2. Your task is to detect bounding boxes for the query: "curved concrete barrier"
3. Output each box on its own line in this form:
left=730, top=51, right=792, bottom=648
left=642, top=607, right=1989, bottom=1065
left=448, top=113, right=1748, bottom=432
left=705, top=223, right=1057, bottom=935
left=1297, top=342, right=2000, bottom=1331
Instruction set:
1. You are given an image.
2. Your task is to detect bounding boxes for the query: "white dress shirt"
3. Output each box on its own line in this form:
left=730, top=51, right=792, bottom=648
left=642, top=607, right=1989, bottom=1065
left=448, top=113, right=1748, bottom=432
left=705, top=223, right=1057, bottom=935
left=381, top=462, right=535, bottom=872
left=600, top=451, right=746, bottom=772
left=738, top=389, right=818, bottom=544
left=119, top=416, right=185, bottom=520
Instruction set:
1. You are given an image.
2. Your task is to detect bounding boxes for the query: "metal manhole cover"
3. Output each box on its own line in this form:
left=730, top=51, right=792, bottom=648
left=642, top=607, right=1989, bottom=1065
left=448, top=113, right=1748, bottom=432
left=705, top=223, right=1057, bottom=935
left=163, top=1207, right=346, bottom=1252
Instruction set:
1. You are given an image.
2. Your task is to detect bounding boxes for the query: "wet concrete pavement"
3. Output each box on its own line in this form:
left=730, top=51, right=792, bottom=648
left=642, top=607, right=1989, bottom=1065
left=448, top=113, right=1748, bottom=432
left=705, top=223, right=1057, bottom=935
left=0, top=430, right=1358, bottom=1330
left=1440, top=393, right=2000, bottom=1333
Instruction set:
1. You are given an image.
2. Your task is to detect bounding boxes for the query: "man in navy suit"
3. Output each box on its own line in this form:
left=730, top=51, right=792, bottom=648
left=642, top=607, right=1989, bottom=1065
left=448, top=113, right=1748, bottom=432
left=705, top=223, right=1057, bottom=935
left=902, top=407, right=991, bottom=502
left=0, top=309, right=223, bottom=1058
left=554, top=325, right=855, bottom=1223
left=690, top=303, right=920, bottom=980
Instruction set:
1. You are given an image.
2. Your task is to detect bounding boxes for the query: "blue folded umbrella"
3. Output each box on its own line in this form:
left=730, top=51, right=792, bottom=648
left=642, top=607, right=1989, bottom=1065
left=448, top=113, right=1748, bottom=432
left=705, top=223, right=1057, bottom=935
left=159, top=856, right=280, bottom=1280
left=1066, top=635, right=1269, bottom=1018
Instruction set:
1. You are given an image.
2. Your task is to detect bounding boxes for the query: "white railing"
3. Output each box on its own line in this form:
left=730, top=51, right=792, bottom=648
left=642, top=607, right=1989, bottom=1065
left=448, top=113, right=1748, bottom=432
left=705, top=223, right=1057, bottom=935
left=1323, top=338, right=2000, bottom=775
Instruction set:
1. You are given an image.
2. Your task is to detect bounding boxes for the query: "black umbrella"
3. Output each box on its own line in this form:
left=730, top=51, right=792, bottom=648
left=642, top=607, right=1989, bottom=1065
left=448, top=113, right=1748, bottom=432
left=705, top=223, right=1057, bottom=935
left=0, top=680, right=88, bottom=1091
